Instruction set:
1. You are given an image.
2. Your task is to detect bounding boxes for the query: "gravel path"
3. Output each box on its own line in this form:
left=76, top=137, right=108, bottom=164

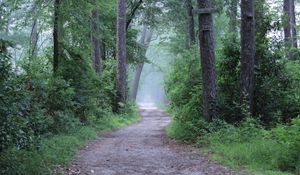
left=66, top=105, right=246, bottom=175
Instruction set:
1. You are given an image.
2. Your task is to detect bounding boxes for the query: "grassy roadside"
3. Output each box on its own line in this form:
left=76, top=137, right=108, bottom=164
left=166, top=119, right=296, bottom=175
left=204, top=140, right=293, bottom=175
left=0, top=109, right=140, bottom=175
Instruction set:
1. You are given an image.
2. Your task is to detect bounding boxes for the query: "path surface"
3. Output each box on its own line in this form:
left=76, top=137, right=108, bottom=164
left=67, top=104, right=245, bottom=175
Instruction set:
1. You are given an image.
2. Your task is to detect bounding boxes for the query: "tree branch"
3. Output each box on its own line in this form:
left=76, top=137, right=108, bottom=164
left=126, top=0, right=143, bottom=31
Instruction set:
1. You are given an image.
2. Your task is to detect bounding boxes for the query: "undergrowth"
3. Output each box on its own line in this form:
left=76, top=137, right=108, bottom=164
left=166, top=115, right=300, bottom=175
left=0, top=109, right=140, bottom=175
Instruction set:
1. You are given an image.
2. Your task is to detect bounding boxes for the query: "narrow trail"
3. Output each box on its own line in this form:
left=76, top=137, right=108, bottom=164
left=67, top=104, right=245, bottom=175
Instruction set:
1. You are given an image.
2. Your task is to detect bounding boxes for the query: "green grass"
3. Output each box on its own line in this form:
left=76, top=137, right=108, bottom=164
left=209, top=140, right=293, bottom=175
left=166, top=119, right=297, bottom=175
left=166, top=119, right=196, bottom=142
left=0, top=111, right=140, bottom=175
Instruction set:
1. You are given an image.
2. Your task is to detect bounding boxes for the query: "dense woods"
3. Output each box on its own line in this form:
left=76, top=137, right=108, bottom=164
left=164, top=0, right=300, bottom=174
left=0, top=0, right=299, bottom=174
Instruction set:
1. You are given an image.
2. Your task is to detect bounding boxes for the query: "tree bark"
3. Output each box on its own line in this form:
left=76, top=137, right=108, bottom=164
left=240, top=0, right=255, bottom=115
left=228, top=0, right=238, bottom=33
left=283, top=0, right=297, bottom=58
left=91, top=9, right=102, bottom=74
left=291, top=0, right=297, bottom=48
left=186, top=0, right=196, bottom=47
left=30, top=2, right=38, bottom=59
left=131, top=25, right=153, bottom=101
left=116, top=0, right=127, bottom=110
left=53, top=0, right=63, bottom=73
left=284, top=0, right=292, bottom=49
left=197, top=0, right=217, bottom=121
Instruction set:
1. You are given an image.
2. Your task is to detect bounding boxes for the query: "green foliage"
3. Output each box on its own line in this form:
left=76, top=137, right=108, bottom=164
left=0, top=0, right=140, bottom=154
left=165, top=46, right=202, bottom=124
left=165, top=5, right=300, bottom=174
left=167, top=116, right=299, bottom=174
left=58, top=49, right=100, bottom=122
left=271, top=117, right=300, bottom=170
left=0, top=48, right=125, bottom=153
left=217, top=34, right=241, bottom=122
left=0, top=52, right=36, bottom=151
left=197, top=117, right=300, bottom=174
left=0, top=109, right=140, bottom=175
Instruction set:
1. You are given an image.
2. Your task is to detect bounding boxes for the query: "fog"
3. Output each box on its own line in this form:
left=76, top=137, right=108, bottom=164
left=135, top=40, right=171, bottom=106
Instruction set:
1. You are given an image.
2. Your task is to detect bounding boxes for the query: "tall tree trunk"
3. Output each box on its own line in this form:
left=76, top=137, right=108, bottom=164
left=240, top=0, right=255, bottom=115
left=228, top=0, right=238, bottom=33
left=197, top=0, right=217, bottom=121
left=186, top=0, right=196, bottom=47
left=283, top=0, right=297, bottom=58
left=30, top=2, right=38, bottom=59
left=91, top=9, right=102, bottom=74
left=131, top=25, right=153, bottom=101
left=131, top=25, right=147, bottom=101
left=53, top=0, right=63, bottom=73
left=284, top=0, right=292, bottom=49
left=131, top=63, right=144, bottom=101
left=116, top=0, right=127, bottom=110
left=291, top=0, right=297, bottom=48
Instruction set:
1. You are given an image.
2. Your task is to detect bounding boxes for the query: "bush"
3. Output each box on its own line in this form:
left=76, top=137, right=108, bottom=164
left=271, top=117, right=300, bottom=171
left=165, top=47, right=203, bottom=140
left=196, top=117, right=300, bottom=174
left=0, top=107, right=140, bottom=175
left=0, top=50, right=109, bottom=151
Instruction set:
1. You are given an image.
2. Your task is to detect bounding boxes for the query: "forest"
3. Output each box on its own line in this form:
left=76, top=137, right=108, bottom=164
left=0, top=0, right=300, bottom=174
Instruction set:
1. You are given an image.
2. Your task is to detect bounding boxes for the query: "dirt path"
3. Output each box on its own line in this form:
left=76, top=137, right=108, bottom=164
left=67, top=105, right=245, bottom=175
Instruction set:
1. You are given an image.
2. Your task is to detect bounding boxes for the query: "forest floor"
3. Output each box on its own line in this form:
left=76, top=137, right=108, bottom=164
left=66, top=104, right=247, bottom=175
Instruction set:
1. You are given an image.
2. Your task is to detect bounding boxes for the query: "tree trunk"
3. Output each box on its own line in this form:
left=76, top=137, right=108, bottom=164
left=131, top=25, right=153, bottom=101
left=284, top=0, right=292, bottom=49
left=291, top=0, right=297, bottom=48
left=283, top=0, right=297, bottom=59
left=240, top=0, right=255, bottom=115
left=30, top=2, right=38, bottom=59
left=116, top=0, right=127, bottom=110
left=197, top=0, right=217, bottom=121
left=91, top=9, right=102, bottom=74
left=186, top=0, right=196, bottom=47
left=53, top=0, right=63, bottom=73
left=131, top=63, right=144, bottom=100
left=228, top=0, right=238, bottom=33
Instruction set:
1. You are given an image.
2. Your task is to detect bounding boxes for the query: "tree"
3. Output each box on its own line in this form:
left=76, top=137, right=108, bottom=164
left=91, top=8, right=102, bottom=74
left=291, top=0, right=297, bottom=48
left=30, top=2, right=38, bottom=59
left=53, top=0, right=63, bottom=73
left=186, top=0, right=196, bottom=47
left=196, top=0, right=217, bottom=121
left=116, top=0, right=127, bottom=110
left=284, top=0, right=297, bottom=54
left=126, top=0, right=143, bottom=31
left=240, top=0, right=255, bottom=115
left=131, top=25, right=153, bottom=101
